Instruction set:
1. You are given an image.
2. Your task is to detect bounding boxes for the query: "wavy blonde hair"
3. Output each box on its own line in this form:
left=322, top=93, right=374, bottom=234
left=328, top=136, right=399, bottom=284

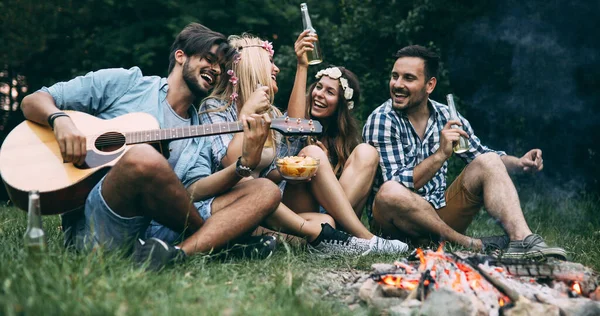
left=203, top=34, right=281, bottom=142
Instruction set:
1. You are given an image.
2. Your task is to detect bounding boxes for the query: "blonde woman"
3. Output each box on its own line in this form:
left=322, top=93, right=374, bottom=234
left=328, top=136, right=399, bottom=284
left=199, top=34, right=408, bottom=255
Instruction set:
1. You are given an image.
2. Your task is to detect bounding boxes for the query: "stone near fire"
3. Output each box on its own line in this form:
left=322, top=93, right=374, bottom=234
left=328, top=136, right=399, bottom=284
left=381, top=283, right=411, bottom=299
left=502, top=298, right=560, bottom=316
left=371, top=263, right=396, bottom=274
left=358, top=278, right=404, bottom=310
left=419, top=288, right=482, bottom=316
left=388, top=305, right=414, bottom=316
left=359, top=278, right=383, bottom=303
left=552, top=298, right=600, bottom=316
left=591, top=287, right=600, bottom=301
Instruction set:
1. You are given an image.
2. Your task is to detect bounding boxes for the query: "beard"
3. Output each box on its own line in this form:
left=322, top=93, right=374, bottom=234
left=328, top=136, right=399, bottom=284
left=391, top=85, right=428, bottom=112
left=182, top=60, right=209, bottom=100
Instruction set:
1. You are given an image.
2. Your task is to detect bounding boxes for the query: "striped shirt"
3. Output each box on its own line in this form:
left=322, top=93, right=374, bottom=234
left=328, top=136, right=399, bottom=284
left=362, top=99, right=505, bottom=215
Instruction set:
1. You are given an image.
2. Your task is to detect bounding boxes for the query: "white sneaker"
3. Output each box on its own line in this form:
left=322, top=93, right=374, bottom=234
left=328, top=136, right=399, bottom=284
left=308, top=223, right=409, bottom=256
left=308, top=223, right=371, bottom=256
left=366, top=236, right=409, bottom=254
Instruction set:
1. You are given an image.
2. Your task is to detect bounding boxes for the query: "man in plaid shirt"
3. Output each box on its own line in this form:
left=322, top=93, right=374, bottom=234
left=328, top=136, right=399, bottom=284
left=363, top=45, right=566, bottom=260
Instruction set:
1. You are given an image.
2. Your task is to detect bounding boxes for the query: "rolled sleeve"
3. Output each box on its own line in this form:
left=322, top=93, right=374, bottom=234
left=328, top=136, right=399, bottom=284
left=182, top=140, right=213, bottom=189
left=40, top=67, right=142, bottom=115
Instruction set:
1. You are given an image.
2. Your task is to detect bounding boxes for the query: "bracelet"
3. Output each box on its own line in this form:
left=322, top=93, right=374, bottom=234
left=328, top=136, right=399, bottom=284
left=47, top=112, right=69, bottom=129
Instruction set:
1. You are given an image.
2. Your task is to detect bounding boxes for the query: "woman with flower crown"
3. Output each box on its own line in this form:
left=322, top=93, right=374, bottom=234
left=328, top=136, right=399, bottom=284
left=287, top=31, right=381, bottom=221
left=199, top=34, right=408, bottom=255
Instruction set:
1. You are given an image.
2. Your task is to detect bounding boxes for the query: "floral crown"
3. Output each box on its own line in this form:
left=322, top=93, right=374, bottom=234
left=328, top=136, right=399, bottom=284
left=227, top=40, right=275, bottom=102
left=315, top=67, right=355, bottom=110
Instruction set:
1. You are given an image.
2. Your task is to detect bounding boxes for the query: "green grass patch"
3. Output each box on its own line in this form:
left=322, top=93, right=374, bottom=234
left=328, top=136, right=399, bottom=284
left=1, top=190, right=598, bottom=315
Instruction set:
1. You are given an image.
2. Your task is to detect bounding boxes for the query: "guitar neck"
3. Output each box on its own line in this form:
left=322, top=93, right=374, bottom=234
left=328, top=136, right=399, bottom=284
left=125, top=121, right=244, bottom=144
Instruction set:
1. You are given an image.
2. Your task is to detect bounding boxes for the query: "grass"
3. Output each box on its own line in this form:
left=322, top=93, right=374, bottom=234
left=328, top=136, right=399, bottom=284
left=1, top=189, right=599, bottom=315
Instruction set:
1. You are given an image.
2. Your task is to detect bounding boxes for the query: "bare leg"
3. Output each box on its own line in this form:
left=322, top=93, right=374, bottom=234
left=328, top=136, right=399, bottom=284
left=372, top=181, right=474, bottom=247
left=102, top=145, right=203, bottom=234
left=338, top=144, right=379, bottom=218
left=261, top=203, right=335, bottom=242
left=295, top=145, right=374, bottom=239
left=460, top=153, right=532, bottom=241
left=178, top=178, right=280, bottom=255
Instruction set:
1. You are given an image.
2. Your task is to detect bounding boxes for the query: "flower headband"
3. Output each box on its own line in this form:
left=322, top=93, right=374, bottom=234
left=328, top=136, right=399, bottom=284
left=228, top=40, right=275, bottom=102
left=315, top=67, right=355, bottom=110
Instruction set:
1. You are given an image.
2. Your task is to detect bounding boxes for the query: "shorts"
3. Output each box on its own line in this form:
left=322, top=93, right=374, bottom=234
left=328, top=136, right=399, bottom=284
left=436, top=170, right=484, bottom=234
left=145, top=197, right=214, bottom=244
left=62, top=178, right=215, bottom=251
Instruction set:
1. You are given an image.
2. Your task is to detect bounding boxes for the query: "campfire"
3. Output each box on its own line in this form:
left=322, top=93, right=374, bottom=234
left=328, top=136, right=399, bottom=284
left=358, top=244, right=600, bottom=315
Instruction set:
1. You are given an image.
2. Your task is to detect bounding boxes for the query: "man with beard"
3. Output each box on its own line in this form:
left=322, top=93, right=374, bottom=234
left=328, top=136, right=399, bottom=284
left=20, top=23, right=281, bottom=270
left=362, top=45, right=567, bottom=260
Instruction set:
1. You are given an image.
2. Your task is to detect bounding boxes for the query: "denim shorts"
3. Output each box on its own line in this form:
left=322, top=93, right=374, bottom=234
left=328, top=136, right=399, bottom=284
left=62, top=178, right=215, bottom=251
left=145, top=198, right=214, bottom=244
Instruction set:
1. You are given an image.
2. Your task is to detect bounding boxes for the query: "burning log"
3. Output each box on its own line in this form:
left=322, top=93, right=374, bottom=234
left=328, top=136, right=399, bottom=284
left=361, top=246, right=600, bottom=315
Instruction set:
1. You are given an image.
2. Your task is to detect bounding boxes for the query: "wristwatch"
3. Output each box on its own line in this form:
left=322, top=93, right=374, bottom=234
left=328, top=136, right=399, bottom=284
left=235, top=157, right=253, bottom=177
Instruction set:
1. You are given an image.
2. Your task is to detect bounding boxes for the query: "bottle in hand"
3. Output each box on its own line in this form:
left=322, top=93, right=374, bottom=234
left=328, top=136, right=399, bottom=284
left=24, top=190, right=47, bottom=254
left=446, top=94, right=470, bottom=154
left=300, top=3, right=323, bottom=65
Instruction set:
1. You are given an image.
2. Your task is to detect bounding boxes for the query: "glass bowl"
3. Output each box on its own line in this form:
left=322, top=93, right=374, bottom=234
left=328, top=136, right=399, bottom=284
left=276, top=156, right=320, bottom=180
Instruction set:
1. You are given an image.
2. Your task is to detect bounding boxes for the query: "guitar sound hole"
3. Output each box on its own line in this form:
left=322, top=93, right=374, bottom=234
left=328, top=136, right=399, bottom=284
left=95, top=132, right=126, bottom=152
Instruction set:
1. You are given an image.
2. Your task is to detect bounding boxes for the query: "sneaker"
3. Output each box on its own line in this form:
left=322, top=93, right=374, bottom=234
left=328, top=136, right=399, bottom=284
left=223, top=235, right=277, bottom=259
left=480, top=235, right=510, bottom=253
left=308, top=223, right=409, bottom=256
left=132, top=238, right=186, bottom=271
left=368, top=235, right=410, bottom=254
left=503, top=234, right=568, bottom=260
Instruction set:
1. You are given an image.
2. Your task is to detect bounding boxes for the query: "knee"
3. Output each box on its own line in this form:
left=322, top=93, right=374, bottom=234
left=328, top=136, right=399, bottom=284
left=374, top=181, right=414, bottom=211
left=347, top=144, right=379, bottom=171
left=119, top=145, right=169, bottom=179
left=470, top=152, right=505, bottom=173
left=299, top=145, right=327, bottom=160
left=252, top=178, right=281, bottom=212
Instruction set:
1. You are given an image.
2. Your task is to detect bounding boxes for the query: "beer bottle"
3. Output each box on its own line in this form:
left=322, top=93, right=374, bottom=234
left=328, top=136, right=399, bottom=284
left=446, top=94, right=470, bottom=154
left=300, top=3, right=323, bottom=65
left=24, top=190, right=47, bottom=253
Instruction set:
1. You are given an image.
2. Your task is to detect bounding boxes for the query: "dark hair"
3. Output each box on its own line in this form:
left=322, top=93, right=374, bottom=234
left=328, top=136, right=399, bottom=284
left=168, top=23, right=233, bottom=73
left=394, top=45, right=440, bottom=80
left=306, top=66, right=361, bottom=176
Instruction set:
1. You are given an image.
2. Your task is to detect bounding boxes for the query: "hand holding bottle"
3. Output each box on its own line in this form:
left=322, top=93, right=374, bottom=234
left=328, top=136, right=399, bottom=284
left=446, top=94, right=470, bottom=153
left=295, top=30, right=318, bottom=67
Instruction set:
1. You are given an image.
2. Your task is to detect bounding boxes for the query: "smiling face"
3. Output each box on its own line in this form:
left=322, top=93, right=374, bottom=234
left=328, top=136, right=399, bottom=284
left=268, top=55, right=280, bottom=95
left=310, top=76, right=341, bottom=119
left=182, top=44, right=221, bottom=97
left=389, top=56, right=436, bottom=112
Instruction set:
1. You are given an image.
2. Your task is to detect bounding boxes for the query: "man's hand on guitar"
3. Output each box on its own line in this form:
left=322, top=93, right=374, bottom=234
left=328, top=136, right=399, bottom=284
left=240, top=113, right=271, bottom=169
left=53, top=116, right=87, bottom=166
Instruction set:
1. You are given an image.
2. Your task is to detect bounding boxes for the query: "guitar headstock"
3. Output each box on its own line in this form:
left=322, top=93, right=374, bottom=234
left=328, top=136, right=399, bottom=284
left=270, top=117, right=323, bottom=135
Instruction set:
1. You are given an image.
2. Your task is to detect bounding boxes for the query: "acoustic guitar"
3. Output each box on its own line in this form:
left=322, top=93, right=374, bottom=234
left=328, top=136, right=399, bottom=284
left=0, top=111, right=321, bottom=215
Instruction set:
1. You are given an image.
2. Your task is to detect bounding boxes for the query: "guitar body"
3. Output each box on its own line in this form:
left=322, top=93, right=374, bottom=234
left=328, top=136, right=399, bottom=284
left=0, top=111, right=159, bottom=214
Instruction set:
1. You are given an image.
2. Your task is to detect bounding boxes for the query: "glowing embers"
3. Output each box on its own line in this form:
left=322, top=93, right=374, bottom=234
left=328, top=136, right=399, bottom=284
left=370, top=244, right=599, bottom=313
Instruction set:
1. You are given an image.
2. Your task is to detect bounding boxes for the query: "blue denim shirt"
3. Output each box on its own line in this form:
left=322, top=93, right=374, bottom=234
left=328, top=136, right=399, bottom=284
left=40, top=67, right=212, bottom=188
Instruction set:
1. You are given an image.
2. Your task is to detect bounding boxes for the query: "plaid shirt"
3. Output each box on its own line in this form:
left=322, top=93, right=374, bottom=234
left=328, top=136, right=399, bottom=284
left=363, top=99, right=505, bottom=215
left=198, top=98, right=284, bottom=177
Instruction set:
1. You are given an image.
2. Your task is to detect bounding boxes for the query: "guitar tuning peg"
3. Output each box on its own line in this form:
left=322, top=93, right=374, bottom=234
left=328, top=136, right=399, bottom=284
left=285, top=116, right=290, bottom=122
left=299, top=127, right=304, bottom=131
left=310, top=127, right=315, bottom=132
left=287, top=127, right=292, bottom=132
left=296, top=118, right=302, bottom=124
left=308, top=119, right=313, bottom=125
